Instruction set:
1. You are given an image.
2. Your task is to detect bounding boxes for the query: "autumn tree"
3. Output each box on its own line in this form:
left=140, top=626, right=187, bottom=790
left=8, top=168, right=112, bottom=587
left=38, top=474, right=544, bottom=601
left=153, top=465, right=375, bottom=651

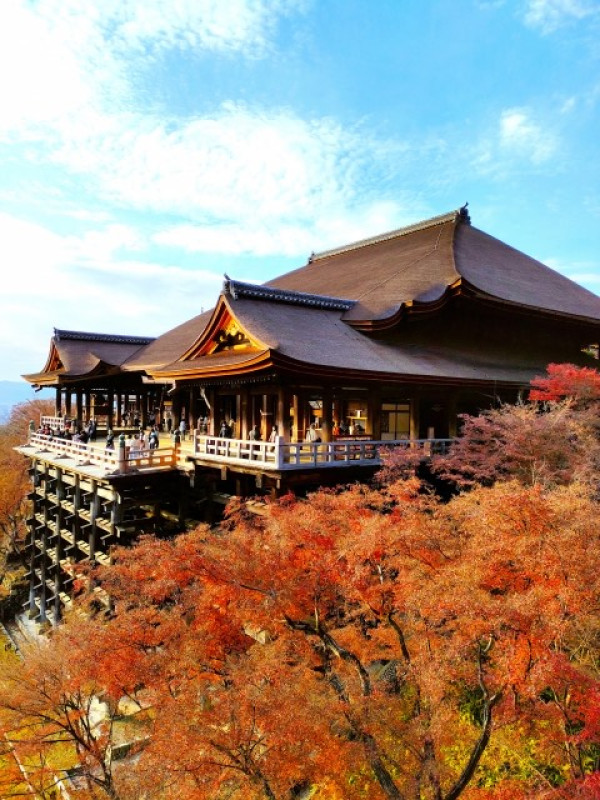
left=1, top=476, right=598, bottom=799
left=0, top=398, right=54, bottom=567
left=427, top=364, right=600, bottom=491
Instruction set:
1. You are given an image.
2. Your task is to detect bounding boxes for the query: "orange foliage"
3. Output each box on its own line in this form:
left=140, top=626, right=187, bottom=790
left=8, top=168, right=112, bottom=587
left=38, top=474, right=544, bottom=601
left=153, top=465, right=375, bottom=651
left=0, top=398, right=54, bottom=564
left=1, top=476, right=598, bottom=799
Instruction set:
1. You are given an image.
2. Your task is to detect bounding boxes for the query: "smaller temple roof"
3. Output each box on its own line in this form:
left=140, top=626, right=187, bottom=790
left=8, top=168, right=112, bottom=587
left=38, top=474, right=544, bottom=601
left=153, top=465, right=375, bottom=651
left=23, top=329, right=155, bottom=385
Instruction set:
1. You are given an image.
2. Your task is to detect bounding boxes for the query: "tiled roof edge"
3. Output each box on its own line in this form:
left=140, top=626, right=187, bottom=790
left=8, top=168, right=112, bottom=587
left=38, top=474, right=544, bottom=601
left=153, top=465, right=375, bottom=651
left=224, top=279, right=355, bottom=311
left=310, top=205, right=471, bottom=262
left=54, top=329, right=155, bottom=345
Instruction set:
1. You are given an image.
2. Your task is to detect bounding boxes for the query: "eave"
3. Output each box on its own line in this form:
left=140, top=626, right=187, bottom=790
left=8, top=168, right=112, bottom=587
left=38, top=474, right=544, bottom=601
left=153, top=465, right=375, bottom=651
left=147, top=350, right=275, bottom=382
left=268, top=351, right=532, bottom=389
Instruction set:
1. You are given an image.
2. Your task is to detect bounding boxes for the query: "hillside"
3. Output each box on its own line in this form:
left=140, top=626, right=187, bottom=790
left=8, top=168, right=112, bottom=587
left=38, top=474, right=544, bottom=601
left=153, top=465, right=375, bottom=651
left=0, top=381, right=43, bottom=421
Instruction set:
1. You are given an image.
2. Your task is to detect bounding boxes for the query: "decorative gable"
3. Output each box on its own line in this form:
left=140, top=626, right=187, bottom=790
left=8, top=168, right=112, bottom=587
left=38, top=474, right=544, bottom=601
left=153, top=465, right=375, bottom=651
left=45, top=342, right=63, bottom=373
left=181, top=298, right=263, bottom=361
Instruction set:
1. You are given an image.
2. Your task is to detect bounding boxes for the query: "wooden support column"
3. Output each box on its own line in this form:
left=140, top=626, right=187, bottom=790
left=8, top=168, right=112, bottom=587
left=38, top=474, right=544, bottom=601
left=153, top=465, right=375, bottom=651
left=207, top=389, right=216, bottom=435
left=240, top=388, right=250, bottom=440
left=107, top=389, right=115, bottom=431
left=448, top=393, right=458, bottom=438
left=53, top=502, right=62, bottom=624
left=188, top=389, right=195, bottom=430
left=39, top=526, right=47, bottom=624
left=76, top=390, right=83, bottom=427
left=333, top=391, right=342, bottom=433
left=89, top=481, right=99, bottom=574
left=321, top=388, right=333, bottom=443
left=55, top=387, right=62, bottom=416
left=277, top=387, right=288, bottom=442
left=84, top=391, right=91, bottom=423
left=261, top=394, right=269, bottom=441
left=116, top=394, right=122, bottom=427
left=28, top=519, right=37, bottom=618
left=292, top=393, right=300, bottom=442
left=65, top=390, right=72, bottom=418
left=368, top=386, right=382, bottom=439
left=410, top=391, right=420, bottom=440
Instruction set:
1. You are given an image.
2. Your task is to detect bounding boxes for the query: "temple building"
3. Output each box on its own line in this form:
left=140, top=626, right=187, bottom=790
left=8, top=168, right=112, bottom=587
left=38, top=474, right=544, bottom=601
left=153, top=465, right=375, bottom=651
left=17, top=206, right=600, bottom=623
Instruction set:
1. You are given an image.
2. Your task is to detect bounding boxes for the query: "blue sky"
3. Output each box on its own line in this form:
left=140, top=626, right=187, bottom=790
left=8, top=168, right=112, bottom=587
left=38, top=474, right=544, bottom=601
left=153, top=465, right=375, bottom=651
left=1, top=0, right=599, bottom=381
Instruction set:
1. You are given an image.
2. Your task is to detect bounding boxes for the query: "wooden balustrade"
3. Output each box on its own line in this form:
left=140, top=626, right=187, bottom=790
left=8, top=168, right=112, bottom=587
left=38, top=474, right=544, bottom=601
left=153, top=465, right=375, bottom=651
left=24, top=431, right=453, bottom=475
left=193, top=433, right=454, bottom=470
left=27, top=433, right=176, bottom=473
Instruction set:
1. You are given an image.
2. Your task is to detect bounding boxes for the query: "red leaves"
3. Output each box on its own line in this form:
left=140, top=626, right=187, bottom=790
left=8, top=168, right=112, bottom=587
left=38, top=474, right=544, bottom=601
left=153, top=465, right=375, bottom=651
left=530, top=363, right=600, bottom=404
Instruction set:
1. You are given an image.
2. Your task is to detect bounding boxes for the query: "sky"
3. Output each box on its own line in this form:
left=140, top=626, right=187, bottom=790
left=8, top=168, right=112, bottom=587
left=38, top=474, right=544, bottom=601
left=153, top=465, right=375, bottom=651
left=1, top=0, right=599, bottom=382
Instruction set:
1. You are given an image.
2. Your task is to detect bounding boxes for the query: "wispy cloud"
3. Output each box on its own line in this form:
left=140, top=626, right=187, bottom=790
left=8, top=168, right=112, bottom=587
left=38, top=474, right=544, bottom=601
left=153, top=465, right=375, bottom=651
left=474, top=107, right=559, bottom=176
left=522, top=0, right=599, bottom=34
left=0, top=0, right=302, bottom=140
left=0, top=211, right=224, bottom=377
left=498, top=108, right=557, bottom=163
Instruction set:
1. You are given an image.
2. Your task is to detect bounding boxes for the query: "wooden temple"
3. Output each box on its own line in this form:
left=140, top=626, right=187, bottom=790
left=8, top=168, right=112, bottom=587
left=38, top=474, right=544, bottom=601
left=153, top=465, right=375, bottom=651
left=17, top=206, right=600, bottom=623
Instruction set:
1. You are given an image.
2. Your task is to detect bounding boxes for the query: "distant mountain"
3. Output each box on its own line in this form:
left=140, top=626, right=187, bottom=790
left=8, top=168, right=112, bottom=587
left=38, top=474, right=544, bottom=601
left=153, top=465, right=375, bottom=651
left=0, top=381, right=43, bottom=422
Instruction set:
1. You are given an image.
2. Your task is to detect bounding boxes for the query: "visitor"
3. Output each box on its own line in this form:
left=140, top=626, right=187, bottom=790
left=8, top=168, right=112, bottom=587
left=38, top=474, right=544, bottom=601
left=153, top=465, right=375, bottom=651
left=305, top=423, right=321, bottom=443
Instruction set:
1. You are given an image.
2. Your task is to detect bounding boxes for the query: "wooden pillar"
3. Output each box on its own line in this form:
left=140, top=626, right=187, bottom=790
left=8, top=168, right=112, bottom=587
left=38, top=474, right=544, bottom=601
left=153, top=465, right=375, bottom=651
left=84, top=391, right=91, bottom=423
left=292, top=393, right=300, bottom=442
left=89, top=481, right=98, bottom=578
left=260, top=395, right=269, bottom=441
left=76, top=390, right=83, bottom=427
left=333, top=391, right=342, bottom=434
left=448, top=393, right=458, bottom=438
left=53, top=501, right=62, bottom=624
left=189, top=389, right=195, bottom=430
left=368, top=386, right=382, bottom=439
left=107, top=389, right=114, bottom=430
left=410, top=392, right=420, bottom=440
left=55, top=387, right=62, bottom=416
left=207, top=389, right=216, bottom=435
left=240, top=388, right=250, bottom=440
left=277, top=387, right=288, bottom=442
left=65, top=390, right=72, bottom=417
left=28, top=516, right=37, bottom=619
left=321, top=388, right=333, bottom=443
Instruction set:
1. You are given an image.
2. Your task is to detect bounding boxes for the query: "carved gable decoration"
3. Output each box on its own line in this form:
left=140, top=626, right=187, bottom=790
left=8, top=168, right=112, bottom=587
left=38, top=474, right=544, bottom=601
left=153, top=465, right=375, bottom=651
left=212, top=325, right=251, bottom=353
left=46, top=343, right=63, bottom=373
left=182, top=300, right=263, bottom=361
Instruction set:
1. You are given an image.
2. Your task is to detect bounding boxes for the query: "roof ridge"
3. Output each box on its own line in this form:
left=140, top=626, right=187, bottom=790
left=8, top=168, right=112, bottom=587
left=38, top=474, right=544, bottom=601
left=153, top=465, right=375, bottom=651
left=225, top=279, right=355, bottom=311
left=311, top=205, right=470, bottom=262
left=54, top=329, right=155, bottom=345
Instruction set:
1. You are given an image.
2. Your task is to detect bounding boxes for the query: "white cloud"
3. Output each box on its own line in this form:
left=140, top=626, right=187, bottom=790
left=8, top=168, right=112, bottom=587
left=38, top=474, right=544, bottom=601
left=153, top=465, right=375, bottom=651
left=522, top=0, right=599, bottom=34
left=499, top=109, right=557, bottom=163
left=0, top=0, right=301, bottom=140
left=52, top=107, right=361, bottom=218
left=474, top=107, right=559, bottom=175
left=0, top=212, right=224, bottom=379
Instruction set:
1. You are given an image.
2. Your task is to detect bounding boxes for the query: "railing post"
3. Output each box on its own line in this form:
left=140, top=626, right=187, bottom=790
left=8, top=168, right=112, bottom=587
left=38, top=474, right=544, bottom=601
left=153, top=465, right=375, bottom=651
left=118, top=433, right=127, bottom=473
left=275, top=436, right=285, bottom=469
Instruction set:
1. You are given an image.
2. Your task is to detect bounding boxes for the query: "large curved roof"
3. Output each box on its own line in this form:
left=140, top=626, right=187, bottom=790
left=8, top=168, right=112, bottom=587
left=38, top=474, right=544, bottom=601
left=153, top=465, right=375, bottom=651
left=266, top=207, right=600, bottom=325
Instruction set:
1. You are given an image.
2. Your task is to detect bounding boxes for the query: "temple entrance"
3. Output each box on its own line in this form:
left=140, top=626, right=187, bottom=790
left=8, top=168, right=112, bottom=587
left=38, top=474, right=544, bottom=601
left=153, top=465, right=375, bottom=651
left=380, top=401, right=411, bottom=440
left=419, top=400, right=449, bottom=439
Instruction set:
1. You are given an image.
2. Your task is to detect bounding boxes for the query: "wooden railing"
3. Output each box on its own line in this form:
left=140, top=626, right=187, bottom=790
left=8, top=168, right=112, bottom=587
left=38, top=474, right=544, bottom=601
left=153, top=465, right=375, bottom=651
left=193, top=434, right=454, bottom=471
left=24, top=432, right=454, bottom=475
left=27, top=433, right=176, bottom=473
